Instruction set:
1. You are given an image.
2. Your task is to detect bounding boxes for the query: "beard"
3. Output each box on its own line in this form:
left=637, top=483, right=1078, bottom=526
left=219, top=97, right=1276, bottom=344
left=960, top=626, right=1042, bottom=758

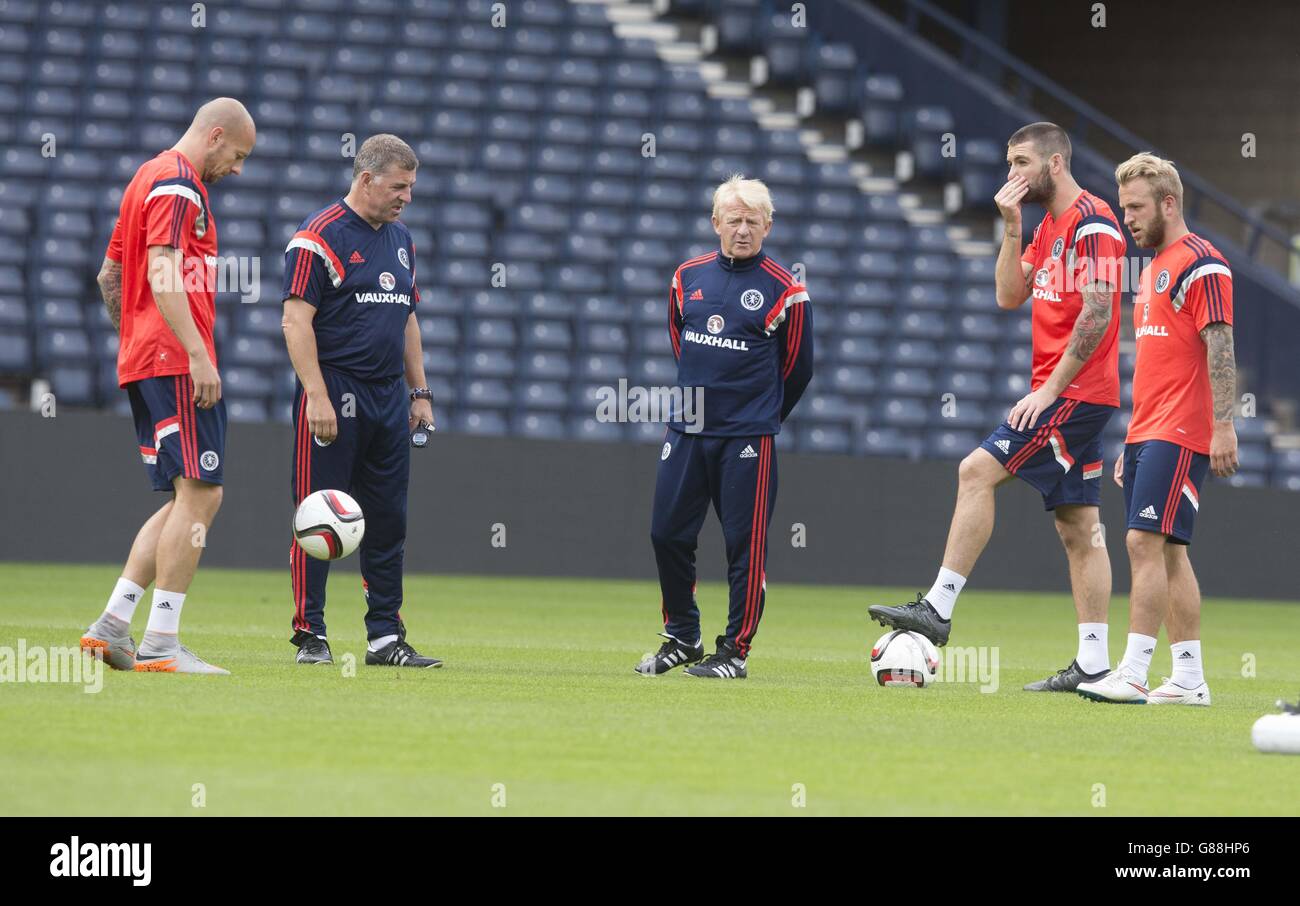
left=1136, top=209, right=1167, bottom=248
left=1021, top=162, right=1056, bottom=206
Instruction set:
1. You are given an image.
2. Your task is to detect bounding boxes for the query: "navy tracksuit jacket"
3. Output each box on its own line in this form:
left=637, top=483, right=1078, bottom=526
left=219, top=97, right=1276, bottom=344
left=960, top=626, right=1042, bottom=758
left=652, top=249, right=814, bottom=657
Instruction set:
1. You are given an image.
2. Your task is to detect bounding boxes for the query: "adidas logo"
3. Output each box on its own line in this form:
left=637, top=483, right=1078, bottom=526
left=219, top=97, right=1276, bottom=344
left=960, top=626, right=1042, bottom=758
left=994, top=439, right=1011, bottom=454
left=1139, top=505, right=1159, bottom=520
left=689, top=288, right=704, bottom=300
left=739, top=445, right=758, bottom=459
left=942, top=583, right=956, bottom=592
left=1142, top=648, right=1154, bottom=655
left=156, top=601, right=173, bottom=610
left=1178, top=650, right=1194, bottom=659
left=124, top=593, right=137, bottom=602
left=1084, top=633, right=1099, bottom=641
left=349, top=251, right=365, bottom=263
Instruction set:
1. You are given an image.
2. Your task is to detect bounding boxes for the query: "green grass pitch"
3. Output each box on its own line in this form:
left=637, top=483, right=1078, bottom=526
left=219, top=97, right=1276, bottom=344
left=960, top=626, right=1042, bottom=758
left=1, top=562, right=1296, bottom=816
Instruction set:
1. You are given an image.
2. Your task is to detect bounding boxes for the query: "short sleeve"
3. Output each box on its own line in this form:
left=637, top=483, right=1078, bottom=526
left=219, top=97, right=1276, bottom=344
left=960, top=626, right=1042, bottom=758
left=142, top=178, right=203, bottom=249
left=282, top=244, right=326, bottom=307
left=1020, top=221, right=1042, bottom=266
left=106, top=218, right=123, bottom=262
left=1183, top=261, right=1233, bottom=331
left=1073, top=215, right=1126, bottom=288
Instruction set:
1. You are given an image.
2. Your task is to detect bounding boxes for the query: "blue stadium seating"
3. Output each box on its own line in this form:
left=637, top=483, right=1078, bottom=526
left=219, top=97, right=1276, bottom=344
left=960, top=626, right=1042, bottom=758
left=0, top=0, right=1292, bottom=488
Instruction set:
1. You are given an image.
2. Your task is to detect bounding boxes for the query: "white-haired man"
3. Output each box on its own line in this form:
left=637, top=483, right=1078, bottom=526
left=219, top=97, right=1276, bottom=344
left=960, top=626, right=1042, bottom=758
left=637, top=175, right=814, bottom=679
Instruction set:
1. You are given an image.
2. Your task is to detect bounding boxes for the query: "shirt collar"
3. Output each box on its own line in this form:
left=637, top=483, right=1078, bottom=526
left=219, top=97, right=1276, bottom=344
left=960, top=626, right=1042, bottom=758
left=717, top=249, right=767, bottom=272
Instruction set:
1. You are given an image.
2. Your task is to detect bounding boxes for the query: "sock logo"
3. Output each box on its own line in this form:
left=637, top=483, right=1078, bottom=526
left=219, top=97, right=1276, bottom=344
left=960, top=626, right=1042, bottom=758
left=942, top=583, right=956, bottom=592
left=1178, top=650, right=1194, bottom=659
left=1142, top=648, right=1154, bottom=655
left=155, top=601, right=173, bottom=611
left=1084, top=633, right=1099, bottom=641
left=123, top=593, right=137, bottom=602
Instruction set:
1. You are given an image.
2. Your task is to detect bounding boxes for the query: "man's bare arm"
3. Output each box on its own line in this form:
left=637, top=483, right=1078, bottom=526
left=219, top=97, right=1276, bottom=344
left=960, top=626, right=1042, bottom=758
left=1062, top=280, right=1115, bottom=368
left=994, top=223, right=1033, bottom=310
left=97, top=257, right=122, bottom=330
left=282, top=296, right=338, bottom=443
left=1201, top=322, right=1237, bottom=422
left=146, top=245, right=221, bottom=407
left=1006, top=280, right=1114, bottom=430
left=1201, top=321, right=1239, bottom=477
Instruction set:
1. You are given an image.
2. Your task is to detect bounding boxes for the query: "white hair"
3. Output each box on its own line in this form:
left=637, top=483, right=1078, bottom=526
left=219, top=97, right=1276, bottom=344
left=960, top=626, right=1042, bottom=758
left=712, top=174, right=774, bottom=223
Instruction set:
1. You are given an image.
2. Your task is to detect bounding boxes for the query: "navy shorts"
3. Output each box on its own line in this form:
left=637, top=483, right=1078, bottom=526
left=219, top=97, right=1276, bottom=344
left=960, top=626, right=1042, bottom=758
left=127, top=374, right=227, bottom=492
left=980, top=396, right=1115, bottom=511
left=1123, top=440, right=1209, bottom=545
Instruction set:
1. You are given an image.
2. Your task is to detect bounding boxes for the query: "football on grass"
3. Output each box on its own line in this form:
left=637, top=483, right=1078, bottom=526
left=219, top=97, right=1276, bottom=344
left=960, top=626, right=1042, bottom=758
left=870, top=629, right=940, bottom=687
left=293, top=490, right=365, bottom=561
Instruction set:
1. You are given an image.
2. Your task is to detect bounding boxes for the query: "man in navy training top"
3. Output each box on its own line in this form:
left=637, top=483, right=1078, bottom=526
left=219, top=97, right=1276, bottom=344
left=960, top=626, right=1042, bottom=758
left=637, top=174, right=814, bottom=680
left=281, top=133, right=440, bottom=668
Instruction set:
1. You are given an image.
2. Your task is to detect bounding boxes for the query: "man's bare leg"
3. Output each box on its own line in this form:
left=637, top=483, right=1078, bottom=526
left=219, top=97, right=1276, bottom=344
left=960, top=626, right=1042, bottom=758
left=1054, top=504, right=1111, bottom=674
left=135, top=479, right=229, bottom=674
left=81, top=500, right=175, bottom=669
left=1149, top=542, right=1209, bottom=701
left=1117, top=529, right=1168, bottom=686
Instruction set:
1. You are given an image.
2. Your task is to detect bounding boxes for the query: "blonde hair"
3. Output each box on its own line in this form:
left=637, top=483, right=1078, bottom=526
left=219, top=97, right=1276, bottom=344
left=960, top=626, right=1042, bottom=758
left=711, top=174, right=774, bottom=223
left=1115, top=152, right=1183, bottom=212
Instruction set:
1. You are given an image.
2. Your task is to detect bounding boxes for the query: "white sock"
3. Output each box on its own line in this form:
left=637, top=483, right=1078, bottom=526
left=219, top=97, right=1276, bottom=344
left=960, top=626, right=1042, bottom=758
left=1120, top=632, right=1158, bottom=684
left=924, top=567, right=965, bottom=620
left=1170, top=640, right=1204, bottom=687
left=144, top=589, right=186, bottom=636
left=104, top=577, right=146, bottom=623
left=1076, top=623, right=1109, bottom=674
left=369, top=634, right=398, bottom=652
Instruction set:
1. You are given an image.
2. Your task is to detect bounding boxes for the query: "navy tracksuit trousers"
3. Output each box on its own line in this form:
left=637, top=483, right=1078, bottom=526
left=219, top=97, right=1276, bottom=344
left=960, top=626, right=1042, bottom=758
left=290, top=367, right=409, bottom=642
left=650, top=429, right=777, bottom=657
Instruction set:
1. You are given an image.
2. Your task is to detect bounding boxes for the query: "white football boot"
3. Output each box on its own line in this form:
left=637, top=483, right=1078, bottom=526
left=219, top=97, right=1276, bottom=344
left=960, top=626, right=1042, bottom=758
left=1147, top=678, right=1212, bottom=706
left=1077, top=664, right=1149, bottom=704
left=134, top=633, right=230, bottom=675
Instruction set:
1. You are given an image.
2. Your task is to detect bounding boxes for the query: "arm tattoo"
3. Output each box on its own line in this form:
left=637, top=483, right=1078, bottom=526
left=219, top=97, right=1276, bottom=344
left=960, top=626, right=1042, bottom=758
left=98, top=259, right=123, bottom=330
left=1201, top=322, right=1237, bottom=422
left=1067, top=281, right=1114, bottom=362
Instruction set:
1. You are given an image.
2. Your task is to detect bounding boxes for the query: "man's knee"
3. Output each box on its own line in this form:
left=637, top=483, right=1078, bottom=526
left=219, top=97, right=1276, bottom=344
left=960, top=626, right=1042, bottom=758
left=958, top=449, right=1004, bottom=491
left=1126, top=528, right=1165, bottom=561
left=175, top=479, right=223, bottom=517
left=1054, top=507, right=1098, bottom=553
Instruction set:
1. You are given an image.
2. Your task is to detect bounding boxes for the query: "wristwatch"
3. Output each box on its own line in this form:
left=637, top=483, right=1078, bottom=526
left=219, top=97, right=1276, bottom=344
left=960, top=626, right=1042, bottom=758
left=409, top=388, right=432, bottom=401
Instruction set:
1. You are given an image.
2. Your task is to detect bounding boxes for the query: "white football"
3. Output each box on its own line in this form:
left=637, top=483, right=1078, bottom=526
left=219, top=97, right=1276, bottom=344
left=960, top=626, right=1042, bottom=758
left=293, top=489, right=365, bottom=561
left=870, top=629, right=940, bottom=687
